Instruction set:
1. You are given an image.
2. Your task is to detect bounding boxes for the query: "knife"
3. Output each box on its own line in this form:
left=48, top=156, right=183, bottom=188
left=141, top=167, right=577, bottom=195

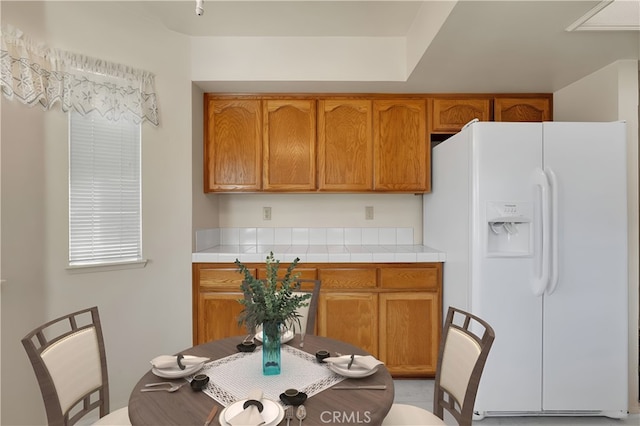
left=332, top=385, right=387, bottom=390
left=347, top=354, right=355, bottom=370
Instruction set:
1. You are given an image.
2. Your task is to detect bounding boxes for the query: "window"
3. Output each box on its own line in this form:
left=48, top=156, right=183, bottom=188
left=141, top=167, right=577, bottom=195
left=69, top=111, right=142, bottom=267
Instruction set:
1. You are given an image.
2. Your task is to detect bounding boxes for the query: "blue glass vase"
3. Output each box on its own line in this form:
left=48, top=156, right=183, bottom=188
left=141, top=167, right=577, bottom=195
left=262, top=321, right=281, bottom=375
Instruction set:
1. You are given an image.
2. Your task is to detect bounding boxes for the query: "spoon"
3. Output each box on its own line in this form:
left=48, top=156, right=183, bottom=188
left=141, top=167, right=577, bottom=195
left=140, top=382, right=186, bottom=392
left=296, top=405, right=306, bottom=425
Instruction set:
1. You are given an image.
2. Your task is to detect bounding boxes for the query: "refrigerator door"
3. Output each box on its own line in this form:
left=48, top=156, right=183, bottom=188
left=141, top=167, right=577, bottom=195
left=470, top=123, right=545, bottom=413
left=541, top=122, right=628, bottom=413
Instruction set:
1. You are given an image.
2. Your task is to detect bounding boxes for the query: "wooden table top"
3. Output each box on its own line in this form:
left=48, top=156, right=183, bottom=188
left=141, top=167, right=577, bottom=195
left=128, top=334, right=394, bottom=425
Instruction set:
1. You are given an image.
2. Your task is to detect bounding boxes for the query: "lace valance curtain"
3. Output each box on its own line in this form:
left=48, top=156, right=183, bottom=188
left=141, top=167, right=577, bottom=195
left=0, top=25, right=159, bottom=126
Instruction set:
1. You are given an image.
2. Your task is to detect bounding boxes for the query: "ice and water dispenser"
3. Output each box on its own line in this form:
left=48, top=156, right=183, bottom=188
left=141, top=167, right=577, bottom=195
left=486, top=201, right=532, bottom=257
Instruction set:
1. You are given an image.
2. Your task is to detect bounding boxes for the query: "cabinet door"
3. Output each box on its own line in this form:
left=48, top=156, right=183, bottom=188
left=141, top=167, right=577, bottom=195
left=197, top=292, right=246, bottom=344
left=318, top=293, right=378, bottom=357
left=494, top=97, right=551, bottom=122
left=379, top=292, right=440, bottom=376
left=318, top=100, right=373, bottom=191
left=204, top=98, right=262, bottom=192
left=373, top=100, right=429, bottom=192
left=431, top=98, right=491, bottom=133
left=263, top=99, right=316, bottom=191
left=194, top=266, right=252, bottom=344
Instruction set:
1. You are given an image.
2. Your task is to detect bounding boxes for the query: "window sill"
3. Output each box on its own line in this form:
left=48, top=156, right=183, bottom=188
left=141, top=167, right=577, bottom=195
left=66, top=259, right=148, bottom=274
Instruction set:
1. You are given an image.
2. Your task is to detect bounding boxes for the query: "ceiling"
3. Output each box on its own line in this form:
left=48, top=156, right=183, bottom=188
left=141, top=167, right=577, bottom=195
left=121, top=0, right=640, bottom=93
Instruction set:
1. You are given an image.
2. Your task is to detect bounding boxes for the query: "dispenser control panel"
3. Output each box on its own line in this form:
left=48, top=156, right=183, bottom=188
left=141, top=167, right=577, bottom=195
left=486, top=201, right=533, bottom=257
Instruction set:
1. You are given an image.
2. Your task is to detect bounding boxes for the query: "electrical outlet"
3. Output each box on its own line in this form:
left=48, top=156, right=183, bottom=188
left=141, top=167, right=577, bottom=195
left=263, top=207, right=272, bottom=220
left=365, top=206, right=374, bottom=220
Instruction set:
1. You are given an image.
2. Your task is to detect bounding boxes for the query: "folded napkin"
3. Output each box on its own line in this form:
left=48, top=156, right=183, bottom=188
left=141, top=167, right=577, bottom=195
left=323, top=355, right=384, bottom=371
left=228, top=388, right=266, bottom=426
left=150, top=354, right=209, bottom=370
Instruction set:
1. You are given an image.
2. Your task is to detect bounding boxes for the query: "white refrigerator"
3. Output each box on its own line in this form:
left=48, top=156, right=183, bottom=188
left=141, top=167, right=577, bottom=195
left=423, top=120, right=628, bottom=418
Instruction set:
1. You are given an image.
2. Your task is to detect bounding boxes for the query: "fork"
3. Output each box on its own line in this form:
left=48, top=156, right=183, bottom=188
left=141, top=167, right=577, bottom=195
left=285, top=406, right=294, bottom=426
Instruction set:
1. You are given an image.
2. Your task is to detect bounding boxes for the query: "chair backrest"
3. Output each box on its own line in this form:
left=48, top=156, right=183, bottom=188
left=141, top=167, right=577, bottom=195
left=433, top=306, right=495, bottom=426
left=290, top=279, right=321, bottom=335
left=22, top=306, right=111, bottom=426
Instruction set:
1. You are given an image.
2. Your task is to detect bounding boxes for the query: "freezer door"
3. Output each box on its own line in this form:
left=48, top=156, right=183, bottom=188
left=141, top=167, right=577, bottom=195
left=470, top=123, right=545, bottom=413
left=542, top=122, right=628, bottom=413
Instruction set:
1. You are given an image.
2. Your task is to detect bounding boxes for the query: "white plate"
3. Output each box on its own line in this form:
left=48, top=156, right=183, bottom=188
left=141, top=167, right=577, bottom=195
left=254, top=329, right=294, bottom=344
left=219, top=398, right=284, bottom=426
left=151, top=357, right=204, bottom=379
left=328, top=362, right=380, bottom=378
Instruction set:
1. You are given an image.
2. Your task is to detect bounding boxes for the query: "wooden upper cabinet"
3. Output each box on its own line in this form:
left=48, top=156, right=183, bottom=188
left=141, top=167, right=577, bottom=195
left=263, top=99, right=316, bottom=191
left=494, top=97, right=552, bottom=122
left=431, top=98, right=491, bottom=133
left=373, top=100, right=429, bottom=192
left=204, top=98, right=262, bottom=192
left=203, top=93, right=552, bottom=193
left=318, top=100, right=373, bottom=191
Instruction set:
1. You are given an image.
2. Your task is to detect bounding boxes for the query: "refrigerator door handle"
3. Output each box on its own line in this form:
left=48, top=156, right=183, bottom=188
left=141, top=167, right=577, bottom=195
left=532, top=168, right=550, bottom=296
left=546, top=168, right=560, bottom=295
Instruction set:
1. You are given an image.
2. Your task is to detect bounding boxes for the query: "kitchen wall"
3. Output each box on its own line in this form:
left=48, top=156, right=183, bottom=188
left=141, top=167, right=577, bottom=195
left=215, top=193, right=424, bottom=242
left=554, top=59, right=640, bottom=411
left=192, top=83, right=219, bottom=250
left=1, top=2, right=194, bottom=425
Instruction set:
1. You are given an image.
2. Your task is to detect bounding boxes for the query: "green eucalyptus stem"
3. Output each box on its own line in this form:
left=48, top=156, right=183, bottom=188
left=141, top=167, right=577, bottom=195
left=235, top=252, right=311, bottom=335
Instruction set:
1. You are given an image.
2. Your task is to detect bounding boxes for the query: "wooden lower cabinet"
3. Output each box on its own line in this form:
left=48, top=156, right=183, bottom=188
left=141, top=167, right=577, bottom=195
left=379, top=292, right=440, bottom=376
left=197, top=292, right=246, bottom=344
left=193, top=262, right=442, bottom=377
left=318, top=292, right=379, bottom=357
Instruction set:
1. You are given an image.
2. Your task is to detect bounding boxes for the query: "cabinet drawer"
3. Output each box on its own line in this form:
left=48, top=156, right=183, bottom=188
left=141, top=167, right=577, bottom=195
left=319, top=268, right=377, bottom=289
left=379, top=267, right=439, bottom=290
left=257, top=268, right=317, bottom=281
left=198, top=268, right=251, bottom=290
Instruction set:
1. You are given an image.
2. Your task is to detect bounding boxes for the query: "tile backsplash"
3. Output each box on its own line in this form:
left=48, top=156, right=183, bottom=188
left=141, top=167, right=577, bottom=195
left=195, top=227, right=414, bottom=251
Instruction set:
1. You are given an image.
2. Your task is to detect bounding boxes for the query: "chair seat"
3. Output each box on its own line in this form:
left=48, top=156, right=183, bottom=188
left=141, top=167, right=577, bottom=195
left=91, top=406, right=131, bottom=425
left=382, top=404, right=446, bottom=426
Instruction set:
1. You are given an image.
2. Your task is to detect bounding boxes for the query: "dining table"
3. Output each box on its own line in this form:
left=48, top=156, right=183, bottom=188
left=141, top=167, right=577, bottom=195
left=128, top=334, right=395, bottom=425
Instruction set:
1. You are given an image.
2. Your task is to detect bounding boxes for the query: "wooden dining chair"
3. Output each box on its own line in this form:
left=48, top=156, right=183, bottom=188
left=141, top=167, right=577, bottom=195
left=382, top=306, right=495, bottom=426
left=291, top=278, right=322, bottom=335
left=21, top=306, right=130, bottom=426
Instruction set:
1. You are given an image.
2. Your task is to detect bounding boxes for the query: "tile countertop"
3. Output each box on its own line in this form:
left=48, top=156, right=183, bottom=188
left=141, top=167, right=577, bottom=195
left=192, top=245, right=446, bottom=263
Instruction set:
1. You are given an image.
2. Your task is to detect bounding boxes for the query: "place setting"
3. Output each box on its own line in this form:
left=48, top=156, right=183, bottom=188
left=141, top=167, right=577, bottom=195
left=149, top=353, right=209, bottom=379
left=216, top=388, right=285, bottom=426
left=320, top=352, right=384, bottom=379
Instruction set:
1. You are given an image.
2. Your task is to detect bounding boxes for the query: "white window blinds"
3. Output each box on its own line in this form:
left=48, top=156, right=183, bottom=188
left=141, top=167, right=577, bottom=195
left=69, top=111, right=142, bottom=265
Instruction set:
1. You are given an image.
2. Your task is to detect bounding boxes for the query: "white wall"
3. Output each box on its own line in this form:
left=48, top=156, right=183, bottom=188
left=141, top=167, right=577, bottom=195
left=554, top=59, right=640, bottom=411
left=216, top=193, right=424, bottom=243
left=1, top=2, right=193, bottom=425
left=192, top=84, right=219, bottom=250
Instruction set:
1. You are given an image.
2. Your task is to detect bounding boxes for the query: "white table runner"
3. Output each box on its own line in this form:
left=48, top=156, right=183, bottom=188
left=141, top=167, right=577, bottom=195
left=191, top=345, right=346, bottom=407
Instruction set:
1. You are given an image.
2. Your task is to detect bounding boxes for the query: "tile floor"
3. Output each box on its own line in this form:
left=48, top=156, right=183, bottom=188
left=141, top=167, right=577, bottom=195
left=392, top=379, right=640, bottom=426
